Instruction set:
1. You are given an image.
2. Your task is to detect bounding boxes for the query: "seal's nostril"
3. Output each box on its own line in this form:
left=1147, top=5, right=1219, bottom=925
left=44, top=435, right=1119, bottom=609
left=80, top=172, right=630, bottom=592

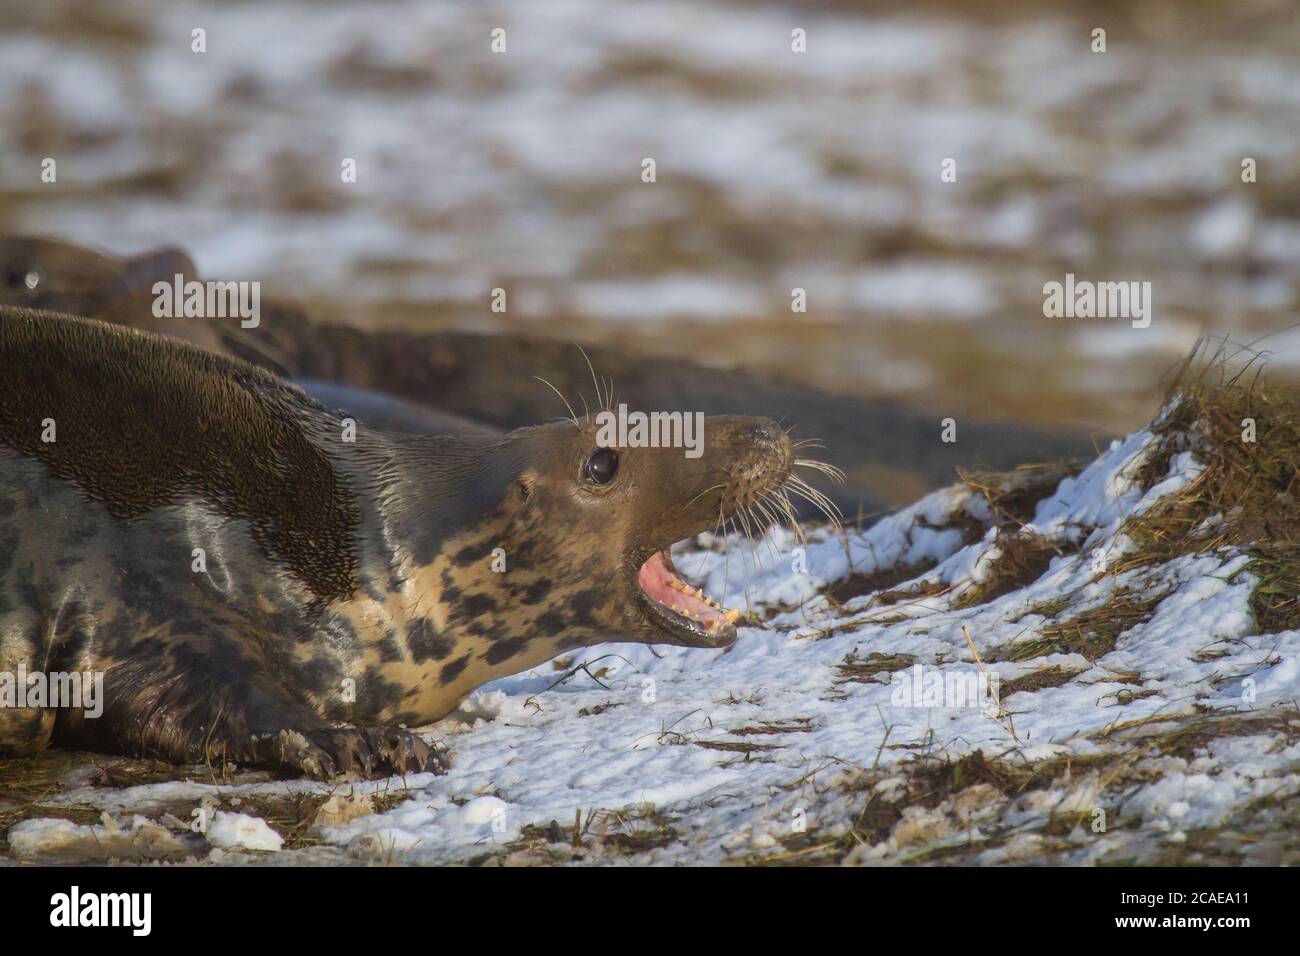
left=749, top=420, right=784, bottom=449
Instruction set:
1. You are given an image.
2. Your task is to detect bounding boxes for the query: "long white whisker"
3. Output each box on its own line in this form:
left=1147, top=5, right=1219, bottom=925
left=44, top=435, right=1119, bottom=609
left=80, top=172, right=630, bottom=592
left=576, top=344, right=604, bottom=411
left=533, top=376, right=579, bottom=427
left=765, top=488, right=805, bottom=543
left=787, top=472, right=842, bottom=512
left=794, top=458, right=846, bottom=482
left=751, top=500, right=785, bottom=564
left=732, top=504, right=758, bottom=576
left=785, top=476, right=843, bottom=527
left=682, top=483, right=727, bottom=512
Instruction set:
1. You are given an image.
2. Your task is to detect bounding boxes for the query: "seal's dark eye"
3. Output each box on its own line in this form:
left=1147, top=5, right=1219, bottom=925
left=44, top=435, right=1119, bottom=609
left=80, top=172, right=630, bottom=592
left=583, top=448, right=619, bottom=485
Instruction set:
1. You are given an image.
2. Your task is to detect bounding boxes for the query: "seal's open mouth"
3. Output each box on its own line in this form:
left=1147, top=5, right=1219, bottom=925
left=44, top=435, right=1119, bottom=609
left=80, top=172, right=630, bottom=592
left=636, top=550, right=738, bottom=648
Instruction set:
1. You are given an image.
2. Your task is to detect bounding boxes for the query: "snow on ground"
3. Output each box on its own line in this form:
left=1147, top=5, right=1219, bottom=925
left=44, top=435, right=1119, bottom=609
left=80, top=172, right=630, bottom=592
left=7, top=406, right=1299, bottom=865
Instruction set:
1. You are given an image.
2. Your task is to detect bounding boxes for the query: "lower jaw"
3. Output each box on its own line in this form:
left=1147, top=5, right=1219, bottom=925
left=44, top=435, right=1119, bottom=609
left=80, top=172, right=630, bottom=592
left=640, top=612, right=736, bottom=648
left=635, top=549, right=738, bottom=647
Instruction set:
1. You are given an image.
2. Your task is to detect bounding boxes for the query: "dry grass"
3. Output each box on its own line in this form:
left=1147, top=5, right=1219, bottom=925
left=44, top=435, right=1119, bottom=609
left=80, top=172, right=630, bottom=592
left=483, top=803, right=682, bottom=863
left=754, top=747, right=1131, bottom=866
left=577, top=701, right=622, bottom=717
left=828, top=558, right=938, bottom=605
left=730, top=717, right=815, bottom=736
left=998, top=665, right=1079, bottom=697
left=1242, top=546, right=1300, bottom=634
left=1107, top=349, right=1300, bottom=644
left=1095, top=708, right=1300, bottom=761
left=832, top=655, right=915, bottom=686
left=950, top=350, right=1298, bottom=638
left=757, top=706, right=1300, bottom=865
left=693, top=740, right=774, bottom=755
left=834, top=651, right=916, bottom=684
left=873, top=579, right=952, bottom=607
left=820, top=464, right=1080, bottom=619
left=0, top=748, right=417, bottom=855
left=994, top=588, right=1168, bottom=662
left=219, top=786, right=413, bottom=851
left=960, top=462, right=1083, bottom=530
left=0, top=751, right=214, bottom=852
left=952, top=530, right=1065, bottom=609
left=1116, top=355, right=1300, bottom=570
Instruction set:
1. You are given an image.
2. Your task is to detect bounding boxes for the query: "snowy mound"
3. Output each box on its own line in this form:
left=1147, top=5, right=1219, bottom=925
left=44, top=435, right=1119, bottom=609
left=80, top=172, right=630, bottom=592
left=8, top=382, right=1298, bottom=865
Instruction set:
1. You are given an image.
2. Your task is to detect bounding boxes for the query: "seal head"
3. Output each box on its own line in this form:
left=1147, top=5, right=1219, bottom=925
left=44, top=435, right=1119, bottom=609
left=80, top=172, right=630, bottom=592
left=500, top=416, right=792, bottom=649
left=375, top=411, right=798, bottom=693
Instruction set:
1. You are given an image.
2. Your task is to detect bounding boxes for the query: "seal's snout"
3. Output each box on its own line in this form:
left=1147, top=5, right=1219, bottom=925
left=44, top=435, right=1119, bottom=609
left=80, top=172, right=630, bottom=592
left=746, top=419, right=787, bottom=451
left=715, top=416, right=793, bottom=515
left=619, top=413, right=833, bottom=652
left=738, top=417, right=792, bottom=471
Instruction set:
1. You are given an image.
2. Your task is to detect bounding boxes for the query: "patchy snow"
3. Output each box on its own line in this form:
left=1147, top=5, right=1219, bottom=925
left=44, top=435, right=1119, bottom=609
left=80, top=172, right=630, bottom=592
left=9, top=405, right=1297, bottom=865
left=205, top=812, right=285, bottom=853
left=6, top=814, right=194, bottom=861
left=1, top=0, right=1296, bottom=424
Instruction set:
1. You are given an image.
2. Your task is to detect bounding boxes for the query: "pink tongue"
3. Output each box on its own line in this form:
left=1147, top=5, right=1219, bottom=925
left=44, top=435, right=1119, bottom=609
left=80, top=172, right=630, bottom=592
left=638, top=552, right=725, bottom=622
left=637, top=551, right=677, bottom=603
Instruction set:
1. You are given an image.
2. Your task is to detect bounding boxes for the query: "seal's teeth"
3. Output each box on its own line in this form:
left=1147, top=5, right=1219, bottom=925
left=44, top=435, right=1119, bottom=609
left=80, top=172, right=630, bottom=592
left=724, top=609, right=739, bottom=623
left=695, top=588, right=704, bottom=599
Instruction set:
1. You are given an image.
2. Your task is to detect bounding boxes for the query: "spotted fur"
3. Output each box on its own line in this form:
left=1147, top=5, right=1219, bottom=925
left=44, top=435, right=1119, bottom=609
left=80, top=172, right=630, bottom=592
left=0, top=307, right=791, bottom=778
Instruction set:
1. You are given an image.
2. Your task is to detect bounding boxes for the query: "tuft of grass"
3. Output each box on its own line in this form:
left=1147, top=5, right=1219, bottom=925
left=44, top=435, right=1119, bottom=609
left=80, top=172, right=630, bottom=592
left=693, top=740, right=774, bottom=754
left=1098, top=708, right=1300, bottom=762
left=229, top=792, right=337, bottom=850
left=1241, top=546, right=1300, bottom=634
left=730, top=717, right=815, bottom=736
left=828, top=559, right=938, bottom=605
left=874, top=579, right=951, bottom=607
left=960, top=461, right=1084, bottom=530
left=577, top=701, right=622, bottom=717
left=1108, top=687, right=1159, bottom=706
left=834, top=651, right=916, bottom=684
left=504, top=804, right=682, bottom=860
left=952, top=530, right=1065, bottom=609
left=228, top=786, right=411, bottom=851
left=1115, top=355, right=1300, bottom=574
left=1101, top=351, right=1299, bottom=642
left=998, top=665, right=1078, bottom=697
left=994, top=588, right=1167, bottom=662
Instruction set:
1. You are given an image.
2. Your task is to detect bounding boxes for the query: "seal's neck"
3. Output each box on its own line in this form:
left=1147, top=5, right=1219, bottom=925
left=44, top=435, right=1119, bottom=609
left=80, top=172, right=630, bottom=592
left=373, top=435, right=518, bottom=561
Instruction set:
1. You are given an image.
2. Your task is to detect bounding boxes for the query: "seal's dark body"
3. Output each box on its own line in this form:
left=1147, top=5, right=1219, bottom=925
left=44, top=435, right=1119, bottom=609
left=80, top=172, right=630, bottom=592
left=0, top=308, right=498, bottom=774
left=0, top=307, right=782, bottom=777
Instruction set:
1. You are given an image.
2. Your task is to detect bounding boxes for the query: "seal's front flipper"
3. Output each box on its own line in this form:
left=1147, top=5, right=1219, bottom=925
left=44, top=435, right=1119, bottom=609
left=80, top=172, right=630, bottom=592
left=176, top=682, right=451, bottom=780
left=0, top=707, right=56, bottom=758
left=58, top=657, right=446, bottom=780
left=249, top=725, right=449, bottom=780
